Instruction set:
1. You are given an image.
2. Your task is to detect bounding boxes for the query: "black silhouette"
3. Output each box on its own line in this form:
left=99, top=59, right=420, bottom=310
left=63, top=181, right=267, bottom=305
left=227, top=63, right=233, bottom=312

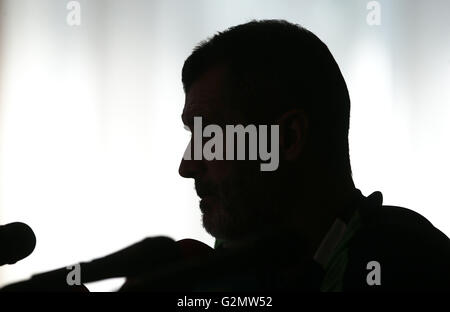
left=174, top=20, right=450, bottom=291
left=3, top=19, right=449, bottom=292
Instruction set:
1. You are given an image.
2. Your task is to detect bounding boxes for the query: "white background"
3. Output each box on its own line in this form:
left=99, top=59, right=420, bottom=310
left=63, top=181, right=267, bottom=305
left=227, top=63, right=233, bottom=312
left=0, top=0, right=449, bottom=290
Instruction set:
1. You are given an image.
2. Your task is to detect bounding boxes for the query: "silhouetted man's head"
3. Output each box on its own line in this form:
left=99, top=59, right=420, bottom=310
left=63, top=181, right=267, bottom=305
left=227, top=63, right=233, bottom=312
left=179, top=20, right=352, bottom=243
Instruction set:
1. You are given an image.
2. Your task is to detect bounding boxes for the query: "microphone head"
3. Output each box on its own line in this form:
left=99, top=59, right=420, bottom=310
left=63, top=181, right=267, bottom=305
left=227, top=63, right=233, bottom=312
left=0, top=222, right=36, bottom=266
left=176, top=238, right=213, bottom=259
left=82, top=236, right=181, bottom=282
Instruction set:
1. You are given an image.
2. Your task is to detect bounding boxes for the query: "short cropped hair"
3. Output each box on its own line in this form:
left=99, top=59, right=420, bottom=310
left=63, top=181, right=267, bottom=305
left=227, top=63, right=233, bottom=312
left=182, top=19, right=351, bottom=175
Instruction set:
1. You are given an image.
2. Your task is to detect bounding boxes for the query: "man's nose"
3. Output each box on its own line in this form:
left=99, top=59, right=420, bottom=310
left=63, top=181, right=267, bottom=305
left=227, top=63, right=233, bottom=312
left=179, top=157, right=205, bottom=179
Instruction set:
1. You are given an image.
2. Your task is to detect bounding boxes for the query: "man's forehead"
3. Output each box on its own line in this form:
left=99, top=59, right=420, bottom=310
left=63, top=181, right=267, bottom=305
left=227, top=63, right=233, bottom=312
left=182, top=97, right=230, bottom=128
left=182, top=65, right=231, bottom=121
left=183, top=96, right=222, bottom=116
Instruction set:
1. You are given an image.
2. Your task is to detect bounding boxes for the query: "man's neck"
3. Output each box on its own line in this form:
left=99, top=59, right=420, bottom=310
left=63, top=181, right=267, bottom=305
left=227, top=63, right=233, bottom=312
left=289, top=175, right=357, bottom=257
left=218, top=176, right=358, bottom=257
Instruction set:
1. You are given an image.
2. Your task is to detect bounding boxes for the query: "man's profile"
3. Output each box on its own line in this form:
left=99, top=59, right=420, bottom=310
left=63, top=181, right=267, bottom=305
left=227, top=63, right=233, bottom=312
left=177, top=19, right=450, bottom=291
left=2, top=17, right=449, bottom=294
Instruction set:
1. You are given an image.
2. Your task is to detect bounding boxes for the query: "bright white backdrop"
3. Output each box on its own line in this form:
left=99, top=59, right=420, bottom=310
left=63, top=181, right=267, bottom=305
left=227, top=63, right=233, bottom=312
left=0, top=0, right=449, bottom=290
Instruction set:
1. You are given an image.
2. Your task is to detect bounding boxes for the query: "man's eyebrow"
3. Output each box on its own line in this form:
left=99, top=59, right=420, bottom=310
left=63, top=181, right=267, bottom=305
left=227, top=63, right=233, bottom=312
left=181, top=106, right=215, bottom=122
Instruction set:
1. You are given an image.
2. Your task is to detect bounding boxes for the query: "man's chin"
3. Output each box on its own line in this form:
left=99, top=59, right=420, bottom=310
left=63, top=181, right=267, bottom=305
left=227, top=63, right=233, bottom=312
left=200, top=199, right=231, bottom=239
left=201, top=202, right=253, bottom=242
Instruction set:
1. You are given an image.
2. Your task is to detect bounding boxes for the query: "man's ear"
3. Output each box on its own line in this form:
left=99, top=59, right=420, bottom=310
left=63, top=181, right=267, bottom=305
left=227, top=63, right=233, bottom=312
left=277, top=109, right=309, bottom=161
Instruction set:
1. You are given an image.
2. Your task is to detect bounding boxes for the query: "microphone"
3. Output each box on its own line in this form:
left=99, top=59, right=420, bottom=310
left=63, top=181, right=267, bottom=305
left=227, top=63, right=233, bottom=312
left=118, top=238, right=214, bottom=291
left=120, top=230, right=316, bottom=291
left=1, top=236, right=183, bottom=291
left=0, top=222, right=36, bottom=266
left=176, top=238, right=214, bottom=260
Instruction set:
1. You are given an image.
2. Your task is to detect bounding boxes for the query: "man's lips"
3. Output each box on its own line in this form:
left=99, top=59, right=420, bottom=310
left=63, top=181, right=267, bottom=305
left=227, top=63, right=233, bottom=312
left=195, top=182, right=217, bottom=199
left=197, top=192, right=216, bottom=200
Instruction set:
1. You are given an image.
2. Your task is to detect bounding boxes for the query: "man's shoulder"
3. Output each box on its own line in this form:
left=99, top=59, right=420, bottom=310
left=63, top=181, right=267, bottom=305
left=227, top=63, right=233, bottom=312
left=358, top=202, right=449, bottom=246
left=361, top=201, right=437, bottom=228
left=343, top=197, right=450, bottom=290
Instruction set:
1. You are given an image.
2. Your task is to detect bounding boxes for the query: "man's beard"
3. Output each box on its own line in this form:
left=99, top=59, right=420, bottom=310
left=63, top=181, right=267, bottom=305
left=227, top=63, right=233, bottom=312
left=197, top=168, right=289, bottom=242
